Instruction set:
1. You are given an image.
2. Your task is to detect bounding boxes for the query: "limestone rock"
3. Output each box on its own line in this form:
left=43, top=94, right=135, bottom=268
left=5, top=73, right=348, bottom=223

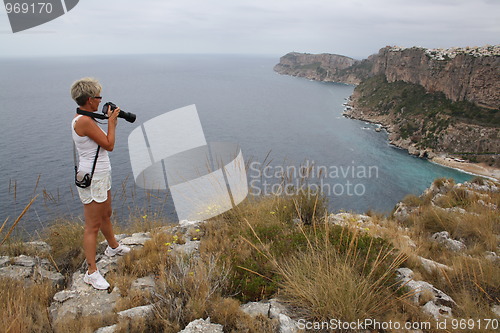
left=402, top=235, right=417, bottom=249
left=179, top=318, right=223, bottom=333
left=240, top=299, right=298, bottom=333
left=491, top=305, right=500, bottom=317
left=172, top=240, right=200, bottom=256
left=393, top=202, right=410, bottom=219
left=49, top=271, right=121, bottom=323
left=179, top=220, right=205, bottom=228
left=0, top=265, right=32, bottom=280
left=25, top=241, right=52, bottom=253
left=96, top=255, right=119, bottom=276
left=35, top=266, right=65, bottom=288
left=0, top=256, right=10, bottom=267
left=431, top=231, right=466, bottom=252
left=94, top=325, right=117, bottom=333
left=119, top=232, right=152, bottom=247
left=328, top=213, right=373, bottom=230
left=131, top=275, right=156, bottom=293
left=13, top=254, right=37, bottom=267
left=396, top=268, right=455, bottom=320
left=0, top=255, right=64, bottom=287
left=422, top=301, right=453, bottom=321
left=117, top=304, right=154, bottom=320
left=418, top=256, right=452, bottom=274
left=274, top=52, right=359, bottom=84
left=485, top=251, right=500, bottom=263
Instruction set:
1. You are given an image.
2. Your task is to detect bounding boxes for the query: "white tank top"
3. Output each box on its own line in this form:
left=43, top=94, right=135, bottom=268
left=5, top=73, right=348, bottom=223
left=72, top=115, right=111, bottom=174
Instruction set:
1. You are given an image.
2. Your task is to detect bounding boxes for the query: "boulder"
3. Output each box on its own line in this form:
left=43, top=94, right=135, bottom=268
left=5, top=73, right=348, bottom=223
left=240, top=299, right=298, bottom=333
left=431, top=231, right=466, bottom=252
left=0, top=255, right=64, bottom=287
left=179, top=318, right=223, bottom=333
left=117, top=304, right=154, bottom=320
left=119, top=232, right=152, bottom=247
left=396, top=268, right=455, bottom=320
left=422, top=301, right=452, bottom=321
left=172, top=240, right=200, bottom=256
left=418, top=256, right=452, bottom=274
left=94, top=325, right=117, bottom=333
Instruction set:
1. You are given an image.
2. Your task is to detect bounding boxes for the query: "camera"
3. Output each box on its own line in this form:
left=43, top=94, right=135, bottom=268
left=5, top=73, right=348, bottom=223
left=102, top=102, right=136, bottom=123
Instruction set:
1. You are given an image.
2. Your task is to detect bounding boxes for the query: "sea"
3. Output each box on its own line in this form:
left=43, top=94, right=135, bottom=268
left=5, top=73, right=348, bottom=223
left=0, top=54, right=472, bottom=236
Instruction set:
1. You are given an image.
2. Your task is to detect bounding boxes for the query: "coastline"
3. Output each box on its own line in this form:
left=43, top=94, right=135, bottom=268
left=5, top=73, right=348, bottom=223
left=342, top=99, right=500, bottom=182
left=429, top=156, right=500, bottom=182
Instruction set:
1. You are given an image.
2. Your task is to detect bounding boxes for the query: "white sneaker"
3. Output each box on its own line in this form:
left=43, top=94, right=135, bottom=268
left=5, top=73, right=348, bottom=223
left=83, top=269, right=110, bottom=290
left=104, top=244, right=131, bottom=257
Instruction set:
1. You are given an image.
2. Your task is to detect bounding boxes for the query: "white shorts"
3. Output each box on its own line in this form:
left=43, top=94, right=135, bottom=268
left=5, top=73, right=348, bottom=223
left=77, top=171, right=112, bottom=204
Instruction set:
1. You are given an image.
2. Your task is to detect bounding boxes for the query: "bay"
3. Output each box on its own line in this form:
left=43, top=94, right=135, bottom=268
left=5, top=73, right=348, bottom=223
left=0, top=54, right=471, bottom=235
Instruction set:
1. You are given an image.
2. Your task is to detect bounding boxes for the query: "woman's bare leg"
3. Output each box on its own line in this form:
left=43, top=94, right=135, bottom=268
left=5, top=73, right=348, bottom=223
left=99, top=190, right=119, bottom=249
left=83, top=201, right=103, bottom=274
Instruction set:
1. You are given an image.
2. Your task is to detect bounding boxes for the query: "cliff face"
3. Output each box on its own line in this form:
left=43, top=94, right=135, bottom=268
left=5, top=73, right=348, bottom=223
left=370, top=47, right=500, bottom=109
left=273, top=52, right=362, bottom=85
left=275, top=46, right=500, bottom=109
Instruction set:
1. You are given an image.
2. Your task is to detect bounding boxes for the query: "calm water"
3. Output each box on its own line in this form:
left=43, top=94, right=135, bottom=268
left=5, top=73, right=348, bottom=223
left=0, top=54, right=471, bottom=235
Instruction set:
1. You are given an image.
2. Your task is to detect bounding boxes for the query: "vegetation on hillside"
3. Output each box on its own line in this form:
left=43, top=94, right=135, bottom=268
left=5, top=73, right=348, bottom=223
left=356, top=75, right=500, bottom=128
left=0, top=178, right=499, bottom=332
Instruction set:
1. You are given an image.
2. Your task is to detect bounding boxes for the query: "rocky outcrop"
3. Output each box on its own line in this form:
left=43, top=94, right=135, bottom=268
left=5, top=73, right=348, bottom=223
left=273, top=52, right=362, bottom=84
left=370, top=46, right=500, bottom=109
left=0, top=253, right=65, bottom=287
left=49, top=233, right=153, bottom=325
left=275, top=45, right=500, bottom=109
left=396, top=268, right=456, bottom=321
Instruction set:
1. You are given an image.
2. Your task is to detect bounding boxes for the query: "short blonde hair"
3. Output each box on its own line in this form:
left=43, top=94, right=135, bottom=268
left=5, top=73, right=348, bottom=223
left=70, top=77, right=102, bottom=106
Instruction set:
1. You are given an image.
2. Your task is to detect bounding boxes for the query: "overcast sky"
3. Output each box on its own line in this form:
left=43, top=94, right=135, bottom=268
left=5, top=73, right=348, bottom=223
left=1, top=0, right=499, bottom=59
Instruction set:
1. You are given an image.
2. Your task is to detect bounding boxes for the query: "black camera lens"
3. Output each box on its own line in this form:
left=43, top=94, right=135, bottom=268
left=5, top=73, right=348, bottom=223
left=102, top=102, right=136, bottom=123
left=119, top=110, right=136, bottom=123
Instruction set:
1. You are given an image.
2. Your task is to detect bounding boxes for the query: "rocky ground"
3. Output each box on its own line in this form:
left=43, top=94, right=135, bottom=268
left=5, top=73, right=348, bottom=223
left=1, top=178, right=499, bottom=332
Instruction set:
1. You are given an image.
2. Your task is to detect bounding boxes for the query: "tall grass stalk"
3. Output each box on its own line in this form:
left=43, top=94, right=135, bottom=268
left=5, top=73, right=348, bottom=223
left=1, top=194, right=38, bottom=246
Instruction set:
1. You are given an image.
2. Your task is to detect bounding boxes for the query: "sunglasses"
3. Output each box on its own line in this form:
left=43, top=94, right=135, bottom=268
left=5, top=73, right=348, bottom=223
left=93, top=96, right=103, bottom=99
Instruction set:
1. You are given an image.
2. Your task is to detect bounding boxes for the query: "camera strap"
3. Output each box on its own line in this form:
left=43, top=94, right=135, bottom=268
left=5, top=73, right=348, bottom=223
left=73, top=142, right=101, bottom=182
left=76, top=108, right=108, bottom=120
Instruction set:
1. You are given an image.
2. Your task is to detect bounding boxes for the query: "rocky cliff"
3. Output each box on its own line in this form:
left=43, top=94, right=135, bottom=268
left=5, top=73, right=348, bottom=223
left=275, top=46, right=500, bottom=167
left=346, top=75, right=500, bottom=168
left=273, top=52, right=363, bottom=85
left=370, top=46, right=500, bottom=109
left=275, top=46, right=499, bottom=109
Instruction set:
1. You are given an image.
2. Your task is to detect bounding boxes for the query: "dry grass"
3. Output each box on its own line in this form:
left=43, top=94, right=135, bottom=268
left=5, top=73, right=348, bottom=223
left=389, top=178, right=500, bottom=330
left=0, top=278, right=54, bottom=332
left=52, top=314, right=118, bottom=333
left=152, top=254, right=231, bottom=328
left=405, top=199, right=499, bottom=253
left=245, top=218, right=408, bottom=323
left=43, top=219, right=87, bottom=276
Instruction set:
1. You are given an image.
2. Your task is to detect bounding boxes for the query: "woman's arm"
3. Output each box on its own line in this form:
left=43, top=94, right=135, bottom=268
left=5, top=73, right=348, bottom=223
left=74, top=107, right=120, bottom=151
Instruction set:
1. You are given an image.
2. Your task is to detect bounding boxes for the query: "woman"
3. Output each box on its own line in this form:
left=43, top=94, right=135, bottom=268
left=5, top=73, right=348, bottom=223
left=71, top=77, right=130, bottom=290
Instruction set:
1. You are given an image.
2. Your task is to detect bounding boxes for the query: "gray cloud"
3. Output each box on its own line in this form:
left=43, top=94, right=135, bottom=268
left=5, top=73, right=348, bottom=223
left=0, top=0, right=498, bottom=58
